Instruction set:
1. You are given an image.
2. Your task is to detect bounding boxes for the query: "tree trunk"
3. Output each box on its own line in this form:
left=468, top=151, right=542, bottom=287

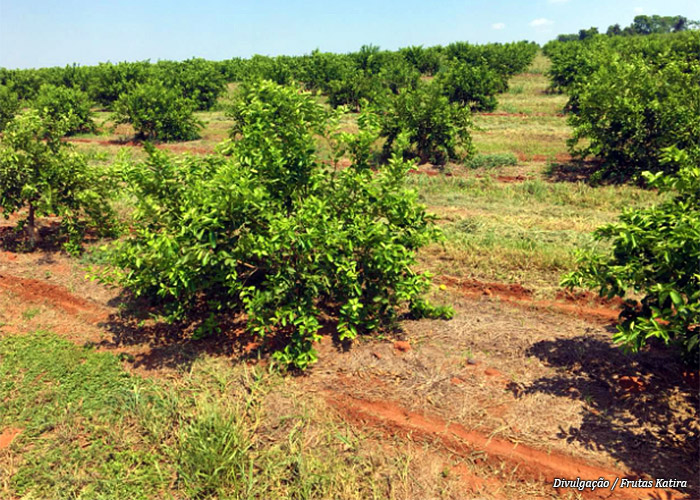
left=26, top=202, right=39, bottom=249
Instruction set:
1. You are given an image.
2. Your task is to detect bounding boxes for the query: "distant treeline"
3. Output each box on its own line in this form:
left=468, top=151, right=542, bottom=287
left=554, top=14, right=698, bottom=42
left=0, top=41, right=538, bottom=113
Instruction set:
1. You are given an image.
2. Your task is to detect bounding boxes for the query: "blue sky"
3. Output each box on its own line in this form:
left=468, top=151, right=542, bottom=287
left=1, top=0, right=698, bottom=69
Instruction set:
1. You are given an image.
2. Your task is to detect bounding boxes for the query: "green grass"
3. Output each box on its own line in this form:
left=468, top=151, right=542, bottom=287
left=472, top=113, right=570, bottom=159
left=465, top=152, right=518, bottom=169
left=470, top=55, right=570, bottom=159
left=0, top=331, right=450, bottom=499
left=415, top=53, right=661, bottom=291
left=411, top=175, right=659, bottom=290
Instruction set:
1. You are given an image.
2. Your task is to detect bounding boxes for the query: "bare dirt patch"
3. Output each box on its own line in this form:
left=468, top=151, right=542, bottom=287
left=438, top=275, right=621, bottom=322
left=0, top=428, right=22, bottom=450
left=494, top=174, right=532, bottom=183
left=0, top=273, right=108, bottom=324
left=326, top=393, right=685, bottom=499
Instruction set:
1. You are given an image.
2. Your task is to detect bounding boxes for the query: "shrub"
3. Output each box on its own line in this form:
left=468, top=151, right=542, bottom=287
left=350, top=45, right=385, bottom=75
left=568, top=55, right=700, bottom=181
left=443, top=41, right=538, bottom=78
left=544, top=39, right=604, bottom=94
left=297, top=50, right=352, bottom=93
left=0, top=85, right=20, bottom=131
left=378, top=55, right=420, bottom=95
left=379, top=82, right=475, bottom=165
left=562, top=148, right=700, bottom=362
left=325, top=70, right=384, bottom=110
left=89, top=61, right=152, bottom=108
left=0, top=68, right=43, bottom=100
left=112, top=82, right=203, bottom=142
left=436, top=62, right=507, bottom=111
left=154, top=58, right=227, bottom=111
left=399, top=45, right=444, bottom=75
left=0, top=111, right=116, bottom=251
left=110, top=81, right=451, bottom=370
left=33, top=84, right=96, bottom=135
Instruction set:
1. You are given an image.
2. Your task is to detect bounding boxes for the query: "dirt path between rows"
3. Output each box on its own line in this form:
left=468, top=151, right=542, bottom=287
left=0, top=270, right=621, bottom=326
left=326, top=392, right=687, bottom=500
left=0, top=273, right=109, bottom=324
left=438, top=276, right=622, bottom=323
left=0, top=268, right=695, bottom=498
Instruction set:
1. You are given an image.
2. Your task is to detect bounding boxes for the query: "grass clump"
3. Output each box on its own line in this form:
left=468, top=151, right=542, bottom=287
left=465, top=152, right=518, bottom=169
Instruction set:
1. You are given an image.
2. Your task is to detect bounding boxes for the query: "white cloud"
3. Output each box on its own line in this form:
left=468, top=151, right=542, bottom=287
left=530, top=18, right=554, bottom=27
left=634, top=7, right=644, bottom=14
left=492, top=22, right=506, bottom=30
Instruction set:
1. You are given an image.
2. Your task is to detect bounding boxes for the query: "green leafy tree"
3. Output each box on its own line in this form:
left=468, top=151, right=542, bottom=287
left=0, top=68, right=43, bottom=100
left=379, top=82, right=475, bottom=165
left=110, top=81, right=451, bottom=370
left=630, top=15, right=693, bottom=35
left=0, top=85, right=20, bottom=131
left=154, top=58, right=226, bottom=111
left=112, top=82, right=203, bottom=142
left=297, top=50, right=353, bottom=93
left=33, top=84, right=96, bottom=135
left=88, top=61, right=152, bottom=108
left=377, top=55, right=420, bottom=95
left=399, top=45, right=444, bottom=75
left=568, top=55, right=700, bottom=181
left=325, top=70, right=384, bottom=111
left=435, top=62, right=506, bottom=111
left=606, top=24, right=623, bottom=36
left=563, top=148, right=700, bottom=362
left=0, top=111, right=116, bottom=251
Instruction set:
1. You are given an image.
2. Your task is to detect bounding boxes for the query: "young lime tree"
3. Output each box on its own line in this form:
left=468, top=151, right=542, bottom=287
left=0, top=111, right=116, bottom=251
left=112, top=82, right=203, bottom=142
left=379, top=82, right=475, bottom=165
left=110, top=81, right=451, bottom=370
left=33, top=84, right=96, bottom=136
left=435, top=62, right=507, bottom=112
left=0, top=85, right=20, bottom=131
left=567, top=56, right=700, bottom=181
left=562, top=148, right=699, bottom=361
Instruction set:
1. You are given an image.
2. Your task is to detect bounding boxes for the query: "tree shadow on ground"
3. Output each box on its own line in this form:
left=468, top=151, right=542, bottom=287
left=545, top=159, right=612, bottom=184
left=0, top=222, right=66, bottom=253
left=96, top=292, right=351, bottom=373
left=509, top=335, right=699, bottom=496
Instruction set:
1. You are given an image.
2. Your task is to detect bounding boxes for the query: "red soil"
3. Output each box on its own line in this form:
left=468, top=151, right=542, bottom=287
left=618, top=376, right=648, bottom=393
left=0, top=428, right=22, bottom=450
left=439, top=276, right=621, bottom=323
left=555, top=289, right=627, bottom=309
left=0, top=273, right=108, bottom=324
left=326, top=393, right=687, bottom=500
left=393, top=340, right=411, bottom=352
left=440, top=276, right=533, bottom=300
